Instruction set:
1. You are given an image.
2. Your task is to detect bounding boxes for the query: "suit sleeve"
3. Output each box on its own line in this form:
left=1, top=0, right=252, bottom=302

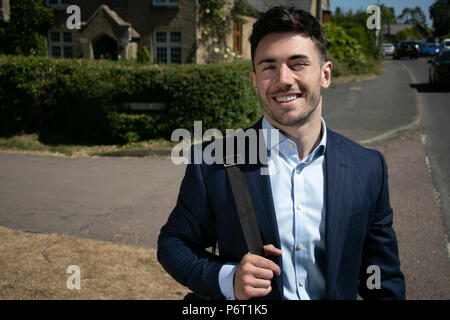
left=358, top=152, right=406, bottom=299
left=157, top=158, right=227, bottom=300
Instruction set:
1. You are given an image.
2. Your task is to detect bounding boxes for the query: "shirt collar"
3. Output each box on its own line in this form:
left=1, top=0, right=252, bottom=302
left=262, top=116, right=327, bottom=161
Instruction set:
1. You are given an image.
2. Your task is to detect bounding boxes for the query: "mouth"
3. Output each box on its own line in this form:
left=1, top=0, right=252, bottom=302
left=270, top=92, right=303, bottom=107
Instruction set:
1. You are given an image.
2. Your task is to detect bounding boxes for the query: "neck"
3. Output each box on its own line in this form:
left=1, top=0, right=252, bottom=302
left=265, top=103, right=323, bottom=160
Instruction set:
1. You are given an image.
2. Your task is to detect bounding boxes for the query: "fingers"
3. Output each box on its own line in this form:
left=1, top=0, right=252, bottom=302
left=237, top=282, right=273, bottom=299
left=264, top=244, right=282, bottom=258
left=242, top=259, right=277, bottom=280
left=251, top=253, right=281, bottom=276
left=234, top=244, right=282, bottom=300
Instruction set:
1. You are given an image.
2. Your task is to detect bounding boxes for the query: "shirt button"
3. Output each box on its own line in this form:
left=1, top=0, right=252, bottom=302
left=299, top=280, right=305, bottom=287
left=296, top=167, right=301, bottom=174
left=297, top=243, right=303, bottom=250
left=296, top=204, right=302, bottom=211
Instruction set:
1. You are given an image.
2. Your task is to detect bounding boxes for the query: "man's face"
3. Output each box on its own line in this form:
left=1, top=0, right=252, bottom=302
left=251, top=32, right=332, bottom=128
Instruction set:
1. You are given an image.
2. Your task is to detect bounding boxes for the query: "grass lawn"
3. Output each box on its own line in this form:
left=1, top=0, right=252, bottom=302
left=0, top=134, right=177, bottom=158
left=0, top=226, right=189, bottom=299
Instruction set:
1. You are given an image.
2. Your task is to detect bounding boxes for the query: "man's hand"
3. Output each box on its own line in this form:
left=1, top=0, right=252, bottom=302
left=234, top=244, right=282, bottom=300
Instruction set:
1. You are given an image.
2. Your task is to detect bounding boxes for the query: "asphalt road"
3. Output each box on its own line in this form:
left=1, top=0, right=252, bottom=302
left=0, top=155, right=186, bottom=248
left=323, top=59, right=418, bottom=142
left=0, top=58, right=449, bottom=299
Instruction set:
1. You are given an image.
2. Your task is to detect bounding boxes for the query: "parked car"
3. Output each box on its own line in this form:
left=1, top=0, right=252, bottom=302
left=428, top=48, right=450, bottom=88
left=381, top=43, right=395, bottom=58
left=394, top=40, right=420, bottom=59
left=420, top=42, right=440, bottom=56
left=440, top=38, right=450, bottom=50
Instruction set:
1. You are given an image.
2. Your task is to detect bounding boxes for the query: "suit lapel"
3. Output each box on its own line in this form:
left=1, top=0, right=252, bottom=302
left=324, top=129, right=352, bottom=299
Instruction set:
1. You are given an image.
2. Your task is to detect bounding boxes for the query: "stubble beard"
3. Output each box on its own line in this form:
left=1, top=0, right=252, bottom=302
left=260, top=86, right=322, bottom=128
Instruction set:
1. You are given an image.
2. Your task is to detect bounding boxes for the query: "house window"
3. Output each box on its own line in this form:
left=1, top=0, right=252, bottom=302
left=233, top=22, right=242, bottom=55
left=46, top=0, right=70, bottom=7
left=48, top=31, right=73, bottom=58
left=154, top=31, right=181, bottom=64
left=152, top=0, right=179, bottom=6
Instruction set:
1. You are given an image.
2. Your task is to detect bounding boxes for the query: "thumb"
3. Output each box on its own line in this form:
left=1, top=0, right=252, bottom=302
left=263, top=244, right=282, bottom=257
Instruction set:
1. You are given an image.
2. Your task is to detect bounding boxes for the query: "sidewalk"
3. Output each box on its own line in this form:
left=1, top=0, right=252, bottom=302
left=365, top=129, right=450, bottom=299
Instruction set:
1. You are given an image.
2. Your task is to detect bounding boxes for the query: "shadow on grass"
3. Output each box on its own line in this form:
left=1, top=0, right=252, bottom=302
left=38, top=129, right=114, bottom=147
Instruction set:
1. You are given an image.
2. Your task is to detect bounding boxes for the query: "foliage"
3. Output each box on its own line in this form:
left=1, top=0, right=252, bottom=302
left=380, top=5, right=397, bottom=26
left=198, top=0, right=233, bottom=63
left=232, top=0, right=260, bottom=21
left=0, top=0, right=53, bottom=56
left=398, top=7, right=426, bottom=26
left=0, top=56, right=260, bottom=144
left=323, top=23, right=368, bottom=76
left=429, top=0, right=450, bottom=38
left=139, top=46, right=152, bottom=64
left=330, top=7, right=380, bottom=61
left=393, top=27, right=423, bottom=42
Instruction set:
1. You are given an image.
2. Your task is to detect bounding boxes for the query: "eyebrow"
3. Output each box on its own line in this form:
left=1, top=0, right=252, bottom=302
left=256, top=54, right=310, bottom=66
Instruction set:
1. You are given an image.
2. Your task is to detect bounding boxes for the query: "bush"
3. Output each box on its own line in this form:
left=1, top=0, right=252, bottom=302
left=393, top=26, right=423, bottom=42
left=0, top=0, right=53, bottom=56
left=0, top=56, right=260, bottom=144
left=323, top=22, right=379, bottom=76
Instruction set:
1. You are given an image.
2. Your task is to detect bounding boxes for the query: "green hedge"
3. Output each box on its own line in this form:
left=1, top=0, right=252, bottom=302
left=324, top=22, right=370, bottom=76
left=0, top=56, right=261, bottom=144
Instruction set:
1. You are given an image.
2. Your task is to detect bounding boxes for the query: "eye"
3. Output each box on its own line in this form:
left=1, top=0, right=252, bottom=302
left=262, top=65, right=275, bottom=71
left=290, top=62, right=307, bottom=70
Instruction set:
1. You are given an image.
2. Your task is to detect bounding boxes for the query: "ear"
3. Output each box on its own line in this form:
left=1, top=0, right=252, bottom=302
left=250, top=71, right=258, bottom=91
left=321, top=61, right=332, bottom=89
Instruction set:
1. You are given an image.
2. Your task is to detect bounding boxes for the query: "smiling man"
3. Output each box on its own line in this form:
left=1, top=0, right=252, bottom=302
left=158, top=7, right=405, bottom=300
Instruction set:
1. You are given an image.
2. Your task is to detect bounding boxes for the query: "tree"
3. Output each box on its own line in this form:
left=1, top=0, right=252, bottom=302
left=380, top=5, right=397, bottom=42
left=398, top=6, right=426, bottom=26
left=330, top=7, right=379, bottom=57
left=381, top=5, right=397, bottom=25
left=394, top=27, right=423, bottom=42
left=429, top=0, right=449, bottom=38
left=0, top=0, right=54, bottom=56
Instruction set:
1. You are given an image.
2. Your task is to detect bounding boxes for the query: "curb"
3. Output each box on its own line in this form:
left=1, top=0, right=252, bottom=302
left=92, top=148, right=172, bottom=158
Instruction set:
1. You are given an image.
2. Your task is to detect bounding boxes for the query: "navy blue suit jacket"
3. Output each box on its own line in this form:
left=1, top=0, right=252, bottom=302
left=157, top=118, right=405, bottom=300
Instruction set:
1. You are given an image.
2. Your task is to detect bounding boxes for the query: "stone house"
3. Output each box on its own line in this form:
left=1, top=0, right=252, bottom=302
left=45, top=0, right=330, bottom=63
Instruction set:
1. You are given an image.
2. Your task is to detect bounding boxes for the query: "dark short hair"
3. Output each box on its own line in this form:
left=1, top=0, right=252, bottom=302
left=250, top=6, right=327, bottom=68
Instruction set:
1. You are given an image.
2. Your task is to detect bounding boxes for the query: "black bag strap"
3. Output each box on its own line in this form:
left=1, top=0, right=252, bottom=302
left=225, top=164, right=264, bottom=256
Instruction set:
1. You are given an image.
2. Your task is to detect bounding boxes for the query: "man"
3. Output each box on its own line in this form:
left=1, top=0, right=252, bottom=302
left=157, top=7, right=405, bottom=300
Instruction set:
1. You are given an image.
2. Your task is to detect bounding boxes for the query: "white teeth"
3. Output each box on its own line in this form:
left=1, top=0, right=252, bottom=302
left=275, top=95, right=298, bottom=102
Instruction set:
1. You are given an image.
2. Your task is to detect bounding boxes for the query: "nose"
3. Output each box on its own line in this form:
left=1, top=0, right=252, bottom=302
left=277, top=63, right=296, bottom=86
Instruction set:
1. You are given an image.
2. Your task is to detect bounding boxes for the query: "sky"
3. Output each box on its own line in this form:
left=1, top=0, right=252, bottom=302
left=330, top=0, right=436, bottom=27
